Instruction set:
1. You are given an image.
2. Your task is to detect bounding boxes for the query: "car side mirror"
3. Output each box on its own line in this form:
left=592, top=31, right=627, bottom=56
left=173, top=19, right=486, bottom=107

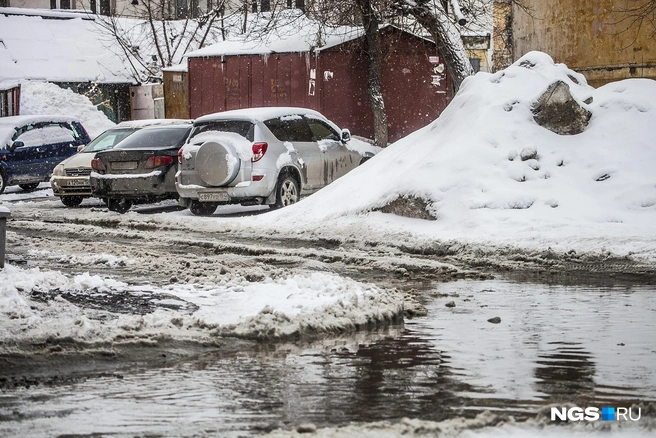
left=341, top=129, right=351, bottom=143
left=9, top=141, right=24, bottom=151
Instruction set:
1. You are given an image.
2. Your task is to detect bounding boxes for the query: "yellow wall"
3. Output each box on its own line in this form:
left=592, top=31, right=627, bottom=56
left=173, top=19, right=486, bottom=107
left=512, top=0, right=656, bottom=87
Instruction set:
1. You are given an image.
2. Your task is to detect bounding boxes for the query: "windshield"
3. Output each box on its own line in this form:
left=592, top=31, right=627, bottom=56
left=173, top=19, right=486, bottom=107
left=189, top=120, right=254, bottom=142
left=81, top=128, right=138, bottom=153
left=114, top=126, right=192, bottom=150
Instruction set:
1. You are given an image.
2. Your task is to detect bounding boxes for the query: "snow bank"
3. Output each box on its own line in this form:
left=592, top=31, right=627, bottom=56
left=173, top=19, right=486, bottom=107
left=248, top=52, right=656, bottom=260
left=20, top=81, right=115, bottom=138
left=0, top=264, right=403, bottom=349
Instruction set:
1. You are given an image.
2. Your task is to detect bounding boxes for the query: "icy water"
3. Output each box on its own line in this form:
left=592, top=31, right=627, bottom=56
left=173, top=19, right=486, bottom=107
left=1, top=279, right=655, bottom=437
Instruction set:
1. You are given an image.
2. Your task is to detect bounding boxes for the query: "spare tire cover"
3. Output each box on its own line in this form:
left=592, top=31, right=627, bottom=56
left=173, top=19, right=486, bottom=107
left=196, top=141, right=241, bottom=186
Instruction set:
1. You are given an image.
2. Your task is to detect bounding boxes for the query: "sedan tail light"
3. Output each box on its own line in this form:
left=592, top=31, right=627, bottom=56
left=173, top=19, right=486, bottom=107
left=178, top=148, right=183, bottom=164
left=144, top=156, right=174, bottom=169
left=91, top=158, right=105, bottom=172
left=251, top=142, right=268, bottom=162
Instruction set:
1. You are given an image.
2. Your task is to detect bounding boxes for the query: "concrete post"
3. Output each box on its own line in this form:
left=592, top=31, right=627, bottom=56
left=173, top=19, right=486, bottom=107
left=0, top=206, right=10, bottom=269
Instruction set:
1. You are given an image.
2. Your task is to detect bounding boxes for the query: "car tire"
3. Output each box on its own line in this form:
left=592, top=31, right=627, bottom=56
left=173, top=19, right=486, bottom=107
left=61, top=196, right=83, bottom=207
left=273, top=174, right=300, bottom=209
left=107, top=198, right=132, bottom=214
left=0, top=169, right=6, bottom=194
left=19, top=183, right=40, bottom=192
left=189, top=201, right=218, bottom=216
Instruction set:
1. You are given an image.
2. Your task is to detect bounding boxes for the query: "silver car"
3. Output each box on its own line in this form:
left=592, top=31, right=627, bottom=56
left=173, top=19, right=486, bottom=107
left=176, top=107, right=375, bottom=216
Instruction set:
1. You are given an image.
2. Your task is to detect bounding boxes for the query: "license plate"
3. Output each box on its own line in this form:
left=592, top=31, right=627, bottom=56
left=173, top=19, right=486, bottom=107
left=199, top=192, right=229, bottom=202
left=67, top=179, right=88, bottom=186
left=111, top=161, right=138, bottom=170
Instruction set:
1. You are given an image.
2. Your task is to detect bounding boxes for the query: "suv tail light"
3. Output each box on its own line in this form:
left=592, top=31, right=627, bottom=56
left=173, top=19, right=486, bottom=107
left=91, top=158, right=105, bottom=172
left=178, top=148, right=183, bottom=164
left=145, top=155, right=174, bottom=169
left=251, top=142, right=268, bottom=162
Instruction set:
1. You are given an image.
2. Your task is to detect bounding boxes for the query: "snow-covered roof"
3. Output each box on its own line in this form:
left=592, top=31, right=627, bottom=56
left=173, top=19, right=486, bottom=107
left=162, top=62, right=188, bottom=73
left=0, top=8, right=136, bottom=84
left=184, top=21, right=439, bottom=58
left=185, top=13, right=364, bottom=58
left=0, top=80, right=20, bottom=91
left=0, top=6, right=93, bottom=20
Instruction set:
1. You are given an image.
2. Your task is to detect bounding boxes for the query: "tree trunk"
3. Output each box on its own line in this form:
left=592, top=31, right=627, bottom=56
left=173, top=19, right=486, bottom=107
left=393, top=0, right=474, bottom=91
left=356, top=0, right=388, bottom=147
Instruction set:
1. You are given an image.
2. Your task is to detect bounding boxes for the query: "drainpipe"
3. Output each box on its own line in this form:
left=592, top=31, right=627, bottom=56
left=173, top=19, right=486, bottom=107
left=0, top=206, right=9, bottom=269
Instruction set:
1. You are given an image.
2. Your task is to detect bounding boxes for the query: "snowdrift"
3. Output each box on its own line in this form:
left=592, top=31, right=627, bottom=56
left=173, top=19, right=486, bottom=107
left=260, top=51, right=656, bottom=259
left=0, top=265, right=404, bottom=348
left=19, top=81, right=115, bottom=138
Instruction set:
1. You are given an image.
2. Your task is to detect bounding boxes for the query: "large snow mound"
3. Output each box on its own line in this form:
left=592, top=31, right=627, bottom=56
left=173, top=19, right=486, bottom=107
left=0, top=264, right=403, bottom=348
left=20, top=81, right=115, bottom=138
left=259, top=51, right=656, bottom=258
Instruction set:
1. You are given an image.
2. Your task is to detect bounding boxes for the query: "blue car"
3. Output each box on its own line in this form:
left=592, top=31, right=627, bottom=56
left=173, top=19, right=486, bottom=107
left=0, top=115, right=91, bottom=194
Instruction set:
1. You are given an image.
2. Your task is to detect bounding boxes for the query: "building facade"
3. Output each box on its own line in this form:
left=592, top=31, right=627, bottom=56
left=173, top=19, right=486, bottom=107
left=505, top=0, right=656, bottom=87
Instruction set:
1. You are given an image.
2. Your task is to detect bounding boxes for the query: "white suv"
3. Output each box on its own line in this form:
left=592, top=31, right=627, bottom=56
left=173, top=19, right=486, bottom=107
left=176, top=107, right=377, bottom=216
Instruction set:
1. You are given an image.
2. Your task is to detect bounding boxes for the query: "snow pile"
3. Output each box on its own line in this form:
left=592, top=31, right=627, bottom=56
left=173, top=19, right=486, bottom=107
left=256, top=52, right=656, bottom=259
left=0, top=264, right=403, bottom=348
left=19, top=81, right=115, bottom=138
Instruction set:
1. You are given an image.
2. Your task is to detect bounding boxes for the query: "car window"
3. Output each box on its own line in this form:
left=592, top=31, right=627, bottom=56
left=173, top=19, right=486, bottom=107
left=264, top=115, right=314, bottom=142
left=81, top=128, right=137, bottom=153
left=114, top=126, right=192, bottom=150
left=306, top=118, right=340, bottom=141
left=15, top=123, right=77, bottom=147
left=189, top=120, right=254, bottom=142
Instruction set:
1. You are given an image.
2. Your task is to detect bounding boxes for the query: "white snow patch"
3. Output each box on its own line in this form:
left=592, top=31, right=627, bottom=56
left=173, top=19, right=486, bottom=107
left=0, top=264, right=403, bottom=347
left=19, top=81, right=115, bottom=138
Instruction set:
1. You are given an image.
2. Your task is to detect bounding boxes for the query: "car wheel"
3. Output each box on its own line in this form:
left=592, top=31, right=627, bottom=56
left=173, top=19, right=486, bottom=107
left=0, top=169, right=6, bottom=194
left=189, top=201, right=218, bottom=216
left=107, top=198, right=132, bottom=214
left=61, top=196, right=83, bottom=207
left=19, top=182, right=40, bottom=192
left=273, top=174, right=300, bottom=209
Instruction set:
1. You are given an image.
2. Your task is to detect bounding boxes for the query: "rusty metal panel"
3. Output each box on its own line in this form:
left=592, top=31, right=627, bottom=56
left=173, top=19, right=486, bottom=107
left=319, top=49, right=373, bottom=139
left=289, top=53, right=307, bottom=108
left=188, top=27, right=451, bottom=141
left=212, top=59, right=226, bottom=113
left=276, top=55, right=291, bottom=106
left=240, top=57, right=251, bottom=108
left=380, top=30, right=449, bottom=141
left=251, top=56, right=264, bottom=108
left=225, top=57, right=241, bottom=110
left=262, top=55, right=277, bottom=107
left=188, top=58, right=202, bottom=118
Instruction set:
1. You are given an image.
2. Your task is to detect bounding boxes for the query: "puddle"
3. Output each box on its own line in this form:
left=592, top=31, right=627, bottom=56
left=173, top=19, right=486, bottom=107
left=1, top=280, right=655, bottom=437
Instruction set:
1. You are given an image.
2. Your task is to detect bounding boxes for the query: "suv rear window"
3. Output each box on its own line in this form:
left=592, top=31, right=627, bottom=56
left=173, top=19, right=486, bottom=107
left=264, top=116, right=314, bottom=142
left=189, top=121, right=254, bottom=142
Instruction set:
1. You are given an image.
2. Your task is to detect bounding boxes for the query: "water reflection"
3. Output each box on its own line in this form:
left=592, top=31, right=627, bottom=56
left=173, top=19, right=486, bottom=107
left=1, top=280, right=655, bottom=437
left=534, top=343, right=597, bottom=404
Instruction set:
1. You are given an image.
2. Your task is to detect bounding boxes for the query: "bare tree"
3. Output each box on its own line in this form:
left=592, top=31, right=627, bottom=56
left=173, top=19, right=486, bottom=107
left=613, top=0, right=656, bottom=44
left=92, top=0, right=236, bottom=82
left=355, top=0, right=389, bottom=147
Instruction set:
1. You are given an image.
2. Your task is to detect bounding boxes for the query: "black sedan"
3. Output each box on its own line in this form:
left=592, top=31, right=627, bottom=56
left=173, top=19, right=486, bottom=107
left=90, top=124, right=192, bottom=213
